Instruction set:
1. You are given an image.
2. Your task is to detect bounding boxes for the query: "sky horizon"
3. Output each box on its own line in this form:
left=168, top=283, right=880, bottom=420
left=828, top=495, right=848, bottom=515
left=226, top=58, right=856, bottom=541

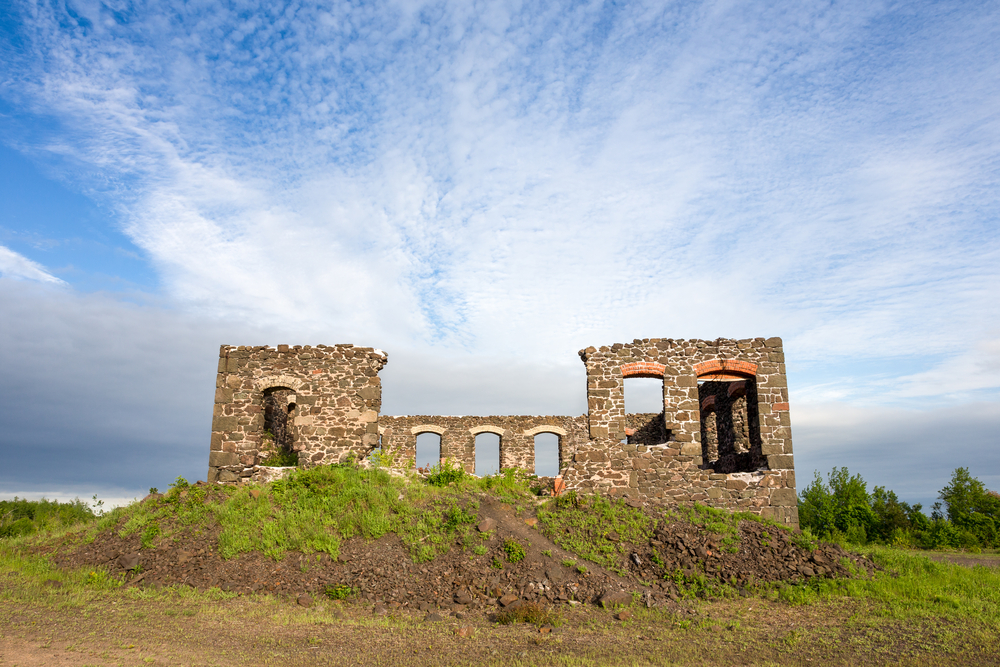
left=1, top=0, right=998, bottom=512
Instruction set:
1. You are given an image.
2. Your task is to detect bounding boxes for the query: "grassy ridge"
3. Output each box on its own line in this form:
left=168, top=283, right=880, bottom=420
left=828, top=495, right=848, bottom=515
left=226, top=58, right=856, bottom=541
left=3, top=462, right=1000, bottom=632
left=89, top=463, right=535, bottom=563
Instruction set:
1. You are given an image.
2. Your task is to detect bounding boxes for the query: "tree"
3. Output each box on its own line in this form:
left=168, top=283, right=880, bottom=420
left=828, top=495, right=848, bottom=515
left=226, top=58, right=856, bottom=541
left=937, top=467, right=1000, bottom=547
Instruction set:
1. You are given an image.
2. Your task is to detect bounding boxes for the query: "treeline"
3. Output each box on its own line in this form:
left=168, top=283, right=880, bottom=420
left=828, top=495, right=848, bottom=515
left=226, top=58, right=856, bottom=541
left=0, top=497, right=96, bottom=538
left=798, top=467, right=1000, bottom=549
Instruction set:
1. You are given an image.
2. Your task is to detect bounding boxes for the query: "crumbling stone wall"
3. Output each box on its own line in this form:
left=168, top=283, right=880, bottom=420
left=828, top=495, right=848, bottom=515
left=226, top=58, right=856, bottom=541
left=207, top=344, right=387, bottom=484
left=379, top=415, right=588, bottom=477
left=563, top=337, right=796, bottom=526
left=207, top=336, right=797, bottom=527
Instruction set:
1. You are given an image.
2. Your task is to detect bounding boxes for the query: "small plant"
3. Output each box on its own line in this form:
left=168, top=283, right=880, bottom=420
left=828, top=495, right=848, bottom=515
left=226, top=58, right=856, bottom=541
left=576, top=564, right=588, bottom=574
left=324, top=584, right=355, bottom=600
left=368, top=449, right=393, bottom=468
left=491, top=557, right=504, bottom=569
left=542, top=549, right=552, bottom=558
left=148, top=487, right=159, bottom=495
left=426, top=459, right=466, bottom=487
left=504, top=538, right=526, bottom=563
left=91, top=494, right=105, bottom=517
left=561, top=559, right=576, bottom=568
left=259, top=449, right=298, bottom=467
left=473, top=545, right=487, bottom=555
left=141, top=523, right=160, bottom=549
left=792, top=528, right=818, bottom=552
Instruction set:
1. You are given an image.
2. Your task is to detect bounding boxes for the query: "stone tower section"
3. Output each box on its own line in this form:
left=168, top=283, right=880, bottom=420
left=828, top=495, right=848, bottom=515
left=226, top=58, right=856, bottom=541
left=563, top=337, right=797, bottom=526
left=207, top=344, right=387, bottom=484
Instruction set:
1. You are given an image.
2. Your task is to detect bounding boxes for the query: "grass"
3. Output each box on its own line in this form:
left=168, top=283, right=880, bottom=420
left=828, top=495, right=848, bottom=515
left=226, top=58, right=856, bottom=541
left=5, top=475, right=1000, bottom=665
left=495, top=601, right=563, bottom=627
left=761, top=546, right=1000, bottom=625
left=84, top=465, right=500, bottom=563
left=537, top=492, right=656, bottom=574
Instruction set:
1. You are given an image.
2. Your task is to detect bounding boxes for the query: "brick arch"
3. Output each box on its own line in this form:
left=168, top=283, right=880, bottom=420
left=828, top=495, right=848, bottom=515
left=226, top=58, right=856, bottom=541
left=253, top=375, right=306, bottom=392
left=620, top=361, right=666, bottom=378
left=410, top=424, right=447, bottom=436
left=693, top=359, right=757, bottom=381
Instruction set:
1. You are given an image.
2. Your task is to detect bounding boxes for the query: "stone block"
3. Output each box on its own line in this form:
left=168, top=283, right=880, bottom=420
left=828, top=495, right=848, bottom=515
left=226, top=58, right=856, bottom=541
left=676, top=376, right=697, bottom=387
left=590, top=426, right=609, bottom=439
left=218, top=470, right=240, bottom=483
left=212, top=416, right=237, bottom=432
left=214, top=387, right=234, bottom=404
left=357, top=385, right=380, bottom=401
left=770, top=488, right=797, bottom=507
left=764, top=337, right=782, bottom=348
left=680, top=443, right=700, bottom=456
left=768, top=454, right=794, bottom=470
left=209, top=451, right=240, bottom=467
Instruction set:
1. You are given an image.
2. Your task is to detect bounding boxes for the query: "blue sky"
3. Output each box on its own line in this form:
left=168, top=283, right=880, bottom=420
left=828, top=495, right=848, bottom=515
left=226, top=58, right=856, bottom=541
left=1, top=0, right=998, bottom=509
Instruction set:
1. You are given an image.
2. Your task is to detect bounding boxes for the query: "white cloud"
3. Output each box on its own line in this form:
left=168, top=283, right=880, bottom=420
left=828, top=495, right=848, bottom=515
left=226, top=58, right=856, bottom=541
left=0, top=245, right=65, bottom=284
left=1, top=0, right=999, bottom=501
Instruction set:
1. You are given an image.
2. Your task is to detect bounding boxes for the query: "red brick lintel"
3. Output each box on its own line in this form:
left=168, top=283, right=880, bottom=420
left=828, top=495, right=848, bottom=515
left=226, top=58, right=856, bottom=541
left=773, top=402, right=790, bottom=411
left=693, top=359, right=758, bottom=378
left=620, top=361, right=667, bottom=378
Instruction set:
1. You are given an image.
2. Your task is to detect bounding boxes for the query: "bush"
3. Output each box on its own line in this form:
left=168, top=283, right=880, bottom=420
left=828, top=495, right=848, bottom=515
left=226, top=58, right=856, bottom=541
left=426, top=460, right=466, bottom=487
left=504, top=538, right=526, bottom=563
left=0, top=497, right=96, bottom=537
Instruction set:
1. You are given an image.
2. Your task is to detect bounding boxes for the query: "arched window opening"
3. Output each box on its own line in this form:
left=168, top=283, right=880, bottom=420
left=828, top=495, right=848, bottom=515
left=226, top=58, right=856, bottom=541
left=533, top=433, right=560, bottom=477
left=698, top=376, right=763, bottom=473
left=475, top=432, right=500, bottom=477
left=261, top=388, right=298, bottom=466
left=623, top=377, right=671, bottom=445
left=415, top=432, right=441, bottom=470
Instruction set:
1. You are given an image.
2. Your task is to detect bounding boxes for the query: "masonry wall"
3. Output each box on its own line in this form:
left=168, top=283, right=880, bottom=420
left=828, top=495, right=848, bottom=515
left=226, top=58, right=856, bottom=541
left=562, top=337, right=796, bottom=526
left=206, top=337, right=797, bottom=527
left=379, top=415, right=588, bottom=476
left=207, top=344, right=387, bottom=483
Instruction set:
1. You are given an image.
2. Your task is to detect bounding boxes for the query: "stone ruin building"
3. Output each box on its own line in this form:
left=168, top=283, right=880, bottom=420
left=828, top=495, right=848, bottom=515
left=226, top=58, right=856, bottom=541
left=207, top=337, right=798, bottom=527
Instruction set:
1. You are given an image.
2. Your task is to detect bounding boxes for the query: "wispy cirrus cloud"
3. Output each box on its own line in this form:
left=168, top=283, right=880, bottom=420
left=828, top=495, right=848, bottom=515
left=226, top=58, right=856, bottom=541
left=0, top=245, right=65, bottom=283
left=1, top=0, right=999, bottom=499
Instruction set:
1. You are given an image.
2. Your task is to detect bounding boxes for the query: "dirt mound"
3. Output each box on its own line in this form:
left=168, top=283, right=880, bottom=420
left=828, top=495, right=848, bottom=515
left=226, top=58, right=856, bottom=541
left=43, top=490, right=874, bottom=617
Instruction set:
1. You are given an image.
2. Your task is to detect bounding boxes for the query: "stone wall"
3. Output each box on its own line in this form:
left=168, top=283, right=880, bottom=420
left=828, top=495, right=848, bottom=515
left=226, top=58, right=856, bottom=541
left=207, top=344, right=387, bottom=483
left=563, top=337, right=796, bottom=526
left=207, top=336, right=797, bottom=527
left=378, top=415, right=588, bottom=477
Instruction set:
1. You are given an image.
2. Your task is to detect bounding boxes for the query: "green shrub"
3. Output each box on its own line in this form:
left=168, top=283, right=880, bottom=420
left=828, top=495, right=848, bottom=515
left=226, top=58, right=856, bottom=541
left=259, top=449, right=298, bottom=467
left=324, top=584, right=355, bottom=600
left=0, top=497, right=96, bottom=537
left=504, top=538, right=526, bottom=563
left=426, top=460, right=466, bottom=487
